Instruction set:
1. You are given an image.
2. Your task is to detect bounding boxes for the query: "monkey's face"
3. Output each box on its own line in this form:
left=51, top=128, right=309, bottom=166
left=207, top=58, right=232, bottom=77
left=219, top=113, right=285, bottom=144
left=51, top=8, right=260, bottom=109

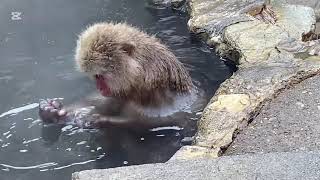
left=78, top=48, right=141, bottom=97
left=92, top=51, right=142, bottom=97
left=75, top=29, right=142, bottom=97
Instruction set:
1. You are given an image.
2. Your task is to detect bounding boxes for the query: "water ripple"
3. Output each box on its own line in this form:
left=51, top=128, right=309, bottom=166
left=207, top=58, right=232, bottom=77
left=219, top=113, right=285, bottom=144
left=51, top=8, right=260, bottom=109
left=0, top=154, right=105, bottom=171
left=0, top=162, right=58, bottom=170
left=0, top=103, right=38, bottom=118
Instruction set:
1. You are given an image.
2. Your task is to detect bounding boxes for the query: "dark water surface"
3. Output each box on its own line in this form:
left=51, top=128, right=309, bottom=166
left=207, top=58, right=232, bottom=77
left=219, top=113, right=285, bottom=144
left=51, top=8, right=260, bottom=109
left=0, top=0, right=232, bottom=179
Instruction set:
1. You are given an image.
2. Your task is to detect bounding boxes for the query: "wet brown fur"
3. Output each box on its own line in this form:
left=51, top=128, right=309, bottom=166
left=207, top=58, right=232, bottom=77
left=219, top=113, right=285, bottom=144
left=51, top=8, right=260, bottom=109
left=75, top=22, right=193, bottom=106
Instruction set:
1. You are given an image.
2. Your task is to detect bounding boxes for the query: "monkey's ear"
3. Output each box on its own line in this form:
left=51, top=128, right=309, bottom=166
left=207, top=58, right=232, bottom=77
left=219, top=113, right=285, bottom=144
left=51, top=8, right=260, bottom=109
left=121, top=42, right=135, bottom=56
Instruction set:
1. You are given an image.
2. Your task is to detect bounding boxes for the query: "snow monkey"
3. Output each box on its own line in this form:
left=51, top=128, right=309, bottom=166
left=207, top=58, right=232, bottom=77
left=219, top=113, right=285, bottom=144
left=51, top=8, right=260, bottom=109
left=39, top=22, right=201, bottom=129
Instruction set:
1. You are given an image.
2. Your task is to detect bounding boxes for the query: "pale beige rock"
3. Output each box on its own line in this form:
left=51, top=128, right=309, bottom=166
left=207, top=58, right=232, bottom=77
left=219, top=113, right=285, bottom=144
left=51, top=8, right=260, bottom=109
left=306, top=55, right=320, bottom=61
left=169, top=146, right=219, bottom=161
left=209, top=94, right=250, bottom=113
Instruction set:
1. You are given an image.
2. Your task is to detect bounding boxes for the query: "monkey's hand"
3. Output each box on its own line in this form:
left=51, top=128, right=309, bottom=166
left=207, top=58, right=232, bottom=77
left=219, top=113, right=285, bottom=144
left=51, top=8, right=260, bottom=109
left=39, top=98, right=68, bottom=124
left=39, top=98, right=111, bottom=128
left=39, top=98, right=136, bottom=129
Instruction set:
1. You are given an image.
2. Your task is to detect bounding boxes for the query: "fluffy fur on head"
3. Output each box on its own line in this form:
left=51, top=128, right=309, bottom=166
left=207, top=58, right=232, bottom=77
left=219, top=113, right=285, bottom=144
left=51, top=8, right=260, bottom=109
left=75, top=22, right=193, bottom=104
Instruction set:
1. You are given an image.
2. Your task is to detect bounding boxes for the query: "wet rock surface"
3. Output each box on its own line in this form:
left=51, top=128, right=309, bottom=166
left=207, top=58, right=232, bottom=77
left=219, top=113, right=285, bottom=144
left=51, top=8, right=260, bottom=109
left=224, top=75, right=320, bottom=155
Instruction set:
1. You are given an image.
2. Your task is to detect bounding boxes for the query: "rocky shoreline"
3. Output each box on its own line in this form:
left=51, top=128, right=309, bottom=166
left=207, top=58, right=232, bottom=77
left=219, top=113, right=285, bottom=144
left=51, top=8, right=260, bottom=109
left=170, top=0, right=320, bottom=161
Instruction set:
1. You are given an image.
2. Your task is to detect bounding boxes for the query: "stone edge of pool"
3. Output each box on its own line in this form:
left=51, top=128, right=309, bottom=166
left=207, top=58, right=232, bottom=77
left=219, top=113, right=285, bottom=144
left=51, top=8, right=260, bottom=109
left=72, top=0, right=320, bottom=179
left=171, top=0, right=320, bottom=161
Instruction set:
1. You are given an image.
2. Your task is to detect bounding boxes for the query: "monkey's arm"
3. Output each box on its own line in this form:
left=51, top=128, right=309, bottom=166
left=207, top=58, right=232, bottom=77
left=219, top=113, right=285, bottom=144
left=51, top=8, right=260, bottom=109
left=85, top=114, right=177, bottom=129
left=38, top=96, right=123, bottom=127
left=39, top=97, right=178, bottom=129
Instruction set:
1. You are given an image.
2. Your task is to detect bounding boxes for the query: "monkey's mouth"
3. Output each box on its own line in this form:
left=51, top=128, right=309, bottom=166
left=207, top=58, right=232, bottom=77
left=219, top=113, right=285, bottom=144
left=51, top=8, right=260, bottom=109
left=95, top=74, right=111, bottom=97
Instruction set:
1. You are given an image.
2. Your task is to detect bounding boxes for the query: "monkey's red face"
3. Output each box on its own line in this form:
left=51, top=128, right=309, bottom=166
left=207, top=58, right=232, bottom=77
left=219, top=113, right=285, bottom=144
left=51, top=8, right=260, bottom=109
left=95, top=74, right=111, bottom=97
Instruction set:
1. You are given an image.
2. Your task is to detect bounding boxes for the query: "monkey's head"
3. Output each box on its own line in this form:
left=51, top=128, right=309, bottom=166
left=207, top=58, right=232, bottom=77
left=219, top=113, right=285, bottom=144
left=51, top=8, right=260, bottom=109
left=75, top=23, right=142, bottom=97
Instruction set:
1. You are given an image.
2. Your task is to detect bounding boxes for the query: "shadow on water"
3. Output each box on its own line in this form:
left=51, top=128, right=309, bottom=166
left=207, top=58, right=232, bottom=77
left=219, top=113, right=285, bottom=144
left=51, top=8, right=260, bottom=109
left=0, top=0, right=233, bottom=179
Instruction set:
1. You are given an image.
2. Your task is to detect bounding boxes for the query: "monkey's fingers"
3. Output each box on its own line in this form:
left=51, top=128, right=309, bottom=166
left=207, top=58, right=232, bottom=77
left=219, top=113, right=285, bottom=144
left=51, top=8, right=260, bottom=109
left=39, top=99, right=67, bottom=124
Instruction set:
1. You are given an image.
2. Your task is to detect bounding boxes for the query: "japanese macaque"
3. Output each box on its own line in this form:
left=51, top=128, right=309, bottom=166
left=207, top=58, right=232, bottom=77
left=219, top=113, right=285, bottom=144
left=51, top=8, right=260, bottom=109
left=39, top=22, right=200, bottom=129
